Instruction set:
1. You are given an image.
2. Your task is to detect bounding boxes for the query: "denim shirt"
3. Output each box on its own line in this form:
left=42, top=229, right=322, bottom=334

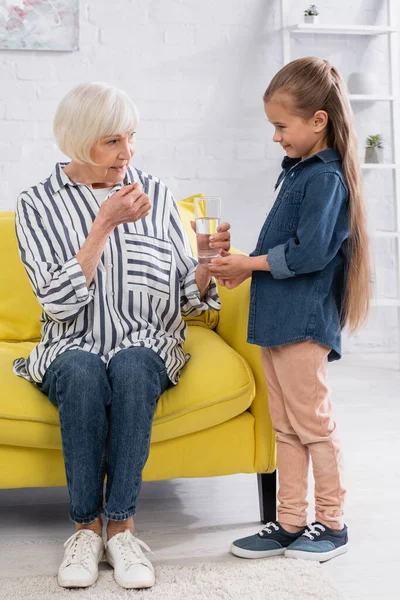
left=248, top=148, right=350, bottom=361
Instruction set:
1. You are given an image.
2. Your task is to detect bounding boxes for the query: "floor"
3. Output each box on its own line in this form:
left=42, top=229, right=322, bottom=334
left=0, top=353, right=398, bottom=600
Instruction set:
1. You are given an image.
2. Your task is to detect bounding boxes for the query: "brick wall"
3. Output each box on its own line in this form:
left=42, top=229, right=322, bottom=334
left=0, top=0, right=398, bottom=352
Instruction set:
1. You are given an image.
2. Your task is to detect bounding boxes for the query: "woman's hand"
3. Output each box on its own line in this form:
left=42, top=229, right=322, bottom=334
left=190, top=220, right=231, bottom=255
left=97, top=182, right=151, bottom=231
left=195, top=263, right=212, bottom=300
left=191, top=220, right=232, bottom=299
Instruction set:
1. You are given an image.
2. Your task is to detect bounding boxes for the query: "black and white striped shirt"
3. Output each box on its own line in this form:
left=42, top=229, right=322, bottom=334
left=13, top=163, right=220, bottom=385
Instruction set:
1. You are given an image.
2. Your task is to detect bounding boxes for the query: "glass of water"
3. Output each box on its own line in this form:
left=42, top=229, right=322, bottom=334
left=194, top=196, right=222, bottom=265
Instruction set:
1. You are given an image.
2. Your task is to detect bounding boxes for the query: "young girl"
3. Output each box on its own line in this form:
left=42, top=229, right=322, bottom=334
left=210, top=57, right=370, bottom=562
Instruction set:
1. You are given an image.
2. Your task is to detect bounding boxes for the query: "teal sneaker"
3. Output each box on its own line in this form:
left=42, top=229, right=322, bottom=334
left=230, top=521, right=306, bottom=559
left=285, top=522, right=348, bottom=562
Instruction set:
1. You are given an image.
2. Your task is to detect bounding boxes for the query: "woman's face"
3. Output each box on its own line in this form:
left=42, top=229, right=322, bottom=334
left=89, top=129, right=136, bottom=186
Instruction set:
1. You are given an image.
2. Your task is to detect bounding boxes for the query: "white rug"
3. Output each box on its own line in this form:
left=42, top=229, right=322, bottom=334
left=0, top=558, right=342, bottom=600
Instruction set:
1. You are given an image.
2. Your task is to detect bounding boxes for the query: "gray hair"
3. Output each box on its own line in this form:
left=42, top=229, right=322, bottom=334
left=53, top=82, right=139, bottom=163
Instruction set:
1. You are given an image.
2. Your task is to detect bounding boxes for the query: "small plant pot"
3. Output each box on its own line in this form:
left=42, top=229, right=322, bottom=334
left=365, top=147, right=384, bottom=164
left=304, top=15, right=319, bottom=24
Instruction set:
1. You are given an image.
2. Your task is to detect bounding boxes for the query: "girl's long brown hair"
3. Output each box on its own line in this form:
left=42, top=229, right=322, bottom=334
left=264, top=57, right=370, bottom=333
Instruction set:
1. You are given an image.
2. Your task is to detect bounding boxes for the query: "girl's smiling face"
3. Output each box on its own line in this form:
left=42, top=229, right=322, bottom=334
left=264, top=93, right=329, bottom=160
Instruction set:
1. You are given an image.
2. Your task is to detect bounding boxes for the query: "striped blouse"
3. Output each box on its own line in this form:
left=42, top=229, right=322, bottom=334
left=13, top=163, right=221, bottom=385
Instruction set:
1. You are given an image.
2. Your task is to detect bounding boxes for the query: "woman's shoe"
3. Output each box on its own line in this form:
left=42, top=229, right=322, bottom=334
left=106, top=530, right=155, bottom=589
left=58, top=529, right=104, bottom=588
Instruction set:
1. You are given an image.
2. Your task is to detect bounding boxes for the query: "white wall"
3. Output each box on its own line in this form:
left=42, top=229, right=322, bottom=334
left=0, top=0, right=398, bottom=353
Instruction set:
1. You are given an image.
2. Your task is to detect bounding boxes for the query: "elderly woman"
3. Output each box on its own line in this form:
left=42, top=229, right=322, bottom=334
left=13, top=83, right=230, bottom=590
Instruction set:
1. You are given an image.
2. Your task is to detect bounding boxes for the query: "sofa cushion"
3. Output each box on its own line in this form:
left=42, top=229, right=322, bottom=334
left=0, top=213, right=42, bottom=342
left=0, top=326, right=255, bottom=449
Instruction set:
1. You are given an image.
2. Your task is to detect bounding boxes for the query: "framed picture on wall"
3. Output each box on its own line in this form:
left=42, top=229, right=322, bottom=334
left=0, top=0, right=79, bottom=51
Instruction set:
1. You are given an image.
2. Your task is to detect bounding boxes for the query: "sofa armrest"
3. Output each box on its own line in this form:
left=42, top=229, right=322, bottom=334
left=215, top=278, right=276, bottom=473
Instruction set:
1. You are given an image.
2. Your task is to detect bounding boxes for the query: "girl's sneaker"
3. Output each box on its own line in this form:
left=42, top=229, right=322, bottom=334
left=285, top=522, right=348, bottom=562
left=230, top=521, right=306, bottom=559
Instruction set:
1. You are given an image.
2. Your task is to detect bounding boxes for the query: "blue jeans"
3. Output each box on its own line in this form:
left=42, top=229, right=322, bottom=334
left=39, top=347, right=170, bottom=524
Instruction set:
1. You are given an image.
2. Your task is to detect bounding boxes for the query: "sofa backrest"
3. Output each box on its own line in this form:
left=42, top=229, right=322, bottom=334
left=0, top=212, right=42, bottom=341
left=0, top=195, right=204, bottom=342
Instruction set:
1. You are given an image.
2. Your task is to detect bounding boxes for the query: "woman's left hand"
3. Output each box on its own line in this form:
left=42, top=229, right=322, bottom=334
left=191, top=221, right=231, bottom=299
left=190, top=221, right=231, bottom=254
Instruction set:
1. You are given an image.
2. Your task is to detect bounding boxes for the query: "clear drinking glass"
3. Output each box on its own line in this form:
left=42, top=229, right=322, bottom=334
left=194, top=196, right=222, bottom=265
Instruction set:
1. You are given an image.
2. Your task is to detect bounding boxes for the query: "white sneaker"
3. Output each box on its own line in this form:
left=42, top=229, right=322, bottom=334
left=106, top=530, right=155, bottom=589
left=58, top=529, right=104, bottom=588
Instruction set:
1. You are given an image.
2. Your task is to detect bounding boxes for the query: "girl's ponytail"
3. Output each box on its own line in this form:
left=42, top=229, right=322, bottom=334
left=329, top=66, right=370, bottom=332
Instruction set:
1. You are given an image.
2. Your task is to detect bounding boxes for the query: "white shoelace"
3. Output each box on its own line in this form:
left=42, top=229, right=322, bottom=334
left=259, top=522, right=280, bottom=537
left=113, top=531, right=154, bottom=570
left=303, top=523, right=326, bottom=540
left=62, top=530, right=98, bottom=570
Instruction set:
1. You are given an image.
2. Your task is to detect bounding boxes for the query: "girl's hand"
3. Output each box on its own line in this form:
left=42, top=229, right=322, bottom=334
left=208, top=254, right=252, bottom=279
left=219, top=272, right=251, bottom=289
left=194, top=249, right=234, bottom=298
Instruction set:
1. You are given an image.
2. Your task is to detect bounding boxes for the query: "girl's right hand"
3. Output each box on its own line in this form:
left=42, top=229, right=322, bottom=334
left=97, top=182, right=152, bottom=230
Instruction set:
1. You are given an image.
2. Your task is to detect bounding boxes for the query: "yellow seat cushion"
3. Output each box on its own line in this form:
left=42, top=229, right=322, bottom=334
left=0, top=326, right=255, bottom=450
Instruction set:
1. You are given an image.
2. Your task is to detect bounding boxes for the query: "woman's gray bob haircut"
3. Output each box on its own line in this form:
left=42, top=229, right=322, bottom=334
left=53, top=82, right=139, bottom=164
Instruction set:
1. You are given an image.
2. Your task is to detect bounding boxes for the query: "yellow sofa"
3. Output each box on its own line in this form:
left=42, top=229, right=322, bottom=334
left=0, top=197, right=277, bottom=522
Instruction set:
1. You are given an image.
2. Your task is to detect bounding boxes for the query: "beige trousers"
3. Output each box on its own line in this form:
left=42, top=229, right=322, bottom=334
left=261, top=341, right=346, bottom=530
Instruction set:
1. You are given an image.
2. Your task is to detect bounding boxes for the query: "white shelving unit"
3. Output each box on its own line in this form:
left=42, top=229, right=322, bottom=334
left=289, top=23, right=395, bottom=35
left=361, top=163, right=397, bottom=169
left=349, top=94, right=395, bottom=100
left=280, top=0, right=400, bottom=360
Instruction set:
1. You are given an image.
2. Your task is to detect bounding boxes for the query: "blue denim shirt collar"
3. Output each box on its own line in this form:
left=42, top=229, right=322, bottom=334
left=281, top=148, right=341, bottom=170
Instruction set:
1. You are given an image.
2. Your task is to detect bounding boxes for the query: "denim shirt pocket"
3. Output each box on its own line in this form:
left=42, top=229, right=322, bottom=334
left=269, top=190, right=303, bottom=233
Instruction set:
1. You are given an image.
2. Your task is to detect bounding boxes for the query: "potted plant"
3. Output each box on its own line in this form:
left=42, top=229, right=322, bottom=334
left=365, top=134, right=384, bottom=164
left=304, top=5, right=319, bottom=23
